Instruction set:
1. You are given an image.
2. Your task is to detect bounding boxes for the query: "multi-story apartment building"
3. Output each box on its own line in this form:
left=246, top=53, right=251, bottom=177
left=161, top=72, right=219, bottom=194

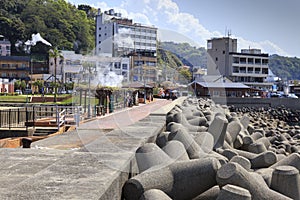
left=0, top=38, right=11, bottom=56
left=95, top=9, right=158, bottom=82
left=0, top=56, right=30, bottom=81
left=207, top=37, right=272, bottom=90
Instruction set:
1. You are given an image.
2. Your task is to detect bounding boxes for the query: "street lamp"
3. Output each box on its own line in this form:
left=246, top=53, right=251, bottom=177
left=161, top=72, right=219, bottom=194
left=87, top=63, right=91, bottom=118
left=143, top=67, right=146, bottom=104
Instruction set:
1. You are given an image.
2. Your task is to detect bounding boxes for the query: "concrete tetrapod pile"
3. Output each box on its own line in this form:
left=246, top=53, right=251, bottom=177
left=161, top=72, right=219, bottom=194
left=123, top=97, right=300, bottom=200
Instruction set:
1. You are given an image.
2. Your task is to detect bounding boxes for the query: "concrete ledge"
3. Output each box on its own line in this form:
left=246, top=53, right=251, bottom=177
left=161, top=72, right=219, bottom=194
left=0, top=98, right=182, bottom=199
left=0, top=149, right=131, bottom=199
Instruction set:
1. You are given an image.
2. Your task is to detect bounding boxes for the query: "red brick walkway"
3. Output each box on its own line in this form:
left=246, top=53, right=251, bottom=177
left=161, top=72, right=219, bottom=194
left=79, top=99, right=172, bottom=130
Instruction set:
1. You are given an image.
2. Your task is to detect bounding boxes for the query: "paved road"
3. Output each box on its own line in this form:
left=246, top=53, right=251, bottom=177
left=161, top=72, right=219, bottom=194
left=79, top=99, right=172, bottom=130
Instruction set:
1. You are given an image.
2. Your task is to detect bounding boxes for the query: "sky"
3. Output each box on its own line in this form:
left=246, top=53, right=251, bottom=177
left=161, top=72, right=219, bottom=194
left=68, top=0, right=300, bottom=58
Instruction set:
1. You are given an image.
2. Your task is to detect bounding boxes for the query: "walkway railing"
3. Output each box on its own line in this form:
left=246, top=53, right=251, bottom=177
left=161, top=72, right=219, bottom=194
left=0, top=105, right=84, bottom=130
left=0, top=108, right=34, bottom=130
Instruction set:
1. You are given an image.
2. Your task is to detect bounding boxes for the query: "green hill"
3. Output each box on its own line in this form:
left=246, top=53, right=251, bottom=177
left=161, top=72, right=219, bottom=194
left=0, top=0, right=95, bottom=55
left=269, top=54, right=300, bottom=80
left=160, top=41, right=207, bottom=68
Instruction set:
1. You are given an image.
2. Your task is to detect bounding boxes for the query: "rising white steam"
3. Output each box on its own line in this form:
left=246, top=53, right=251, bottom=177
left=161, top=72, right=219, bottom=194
left=25, top=33, right=52, bottom=46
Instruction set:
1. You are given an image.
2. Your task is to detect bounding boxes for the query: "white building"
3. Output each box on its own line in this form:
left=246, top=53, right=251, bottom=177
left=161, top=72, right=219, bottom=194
left=95, top=9, right=157, bottom=57
left=0, top=38, right=11, bottom=56
left=95, top=9, right=158, bottom=82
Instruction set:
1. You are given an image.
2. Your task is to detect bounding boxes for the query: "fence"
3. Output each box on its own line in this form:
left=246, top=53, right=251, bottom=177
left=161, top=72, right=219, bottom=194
left=0, top=107, right=34, bottom=130
left=0, top=105, right=84, bottom=130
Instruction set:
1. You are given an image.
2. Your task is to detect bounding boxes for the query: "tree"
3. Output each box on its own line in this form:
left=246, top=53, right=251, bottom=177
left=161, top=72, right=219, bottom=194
left=1, top=0, right=95, bottom=55
left=65, top=82, right=74, bottom=91
left=49, top=48, right=63, bottom=102
left=179, top=68, right=192, bottom=82
left=32, top=80, right=43, bottom=93
left=14, top=80, right=26, bottom=92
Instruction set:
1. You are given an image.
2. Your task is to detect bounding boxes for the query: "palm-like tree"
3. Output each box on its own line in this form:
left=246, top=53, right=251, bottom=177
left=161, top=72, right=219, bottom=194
left=49, top=48, right=63, bottom=102
left=32, top=80, right=43, bottom=94
left=14, top=80, right=26, bottom=92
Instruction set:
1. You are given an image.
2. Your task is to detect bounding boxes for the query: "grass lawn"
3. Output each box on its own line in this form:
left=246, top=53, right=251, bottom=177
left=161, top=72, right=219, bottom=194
left=0, top=94, right=98, bottom=106
left=0, top=94, right=72, bottom=104
left=0, top=95, right=28, bottom=103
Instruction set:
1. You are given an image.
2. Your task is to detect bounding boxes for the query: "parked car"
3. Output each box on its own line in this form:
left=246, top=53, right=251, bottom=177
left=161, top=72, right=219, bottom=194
left=15, top=89, right=22, bottom=95
left=67, top=90, right=76, bottom=94
left=24, top=89, right=32, bottom=94
left=59, top=90, right=66, bottom=94
left=270, top=92, right=281, bottom=98
left=287, top=93, right=298, bottom=99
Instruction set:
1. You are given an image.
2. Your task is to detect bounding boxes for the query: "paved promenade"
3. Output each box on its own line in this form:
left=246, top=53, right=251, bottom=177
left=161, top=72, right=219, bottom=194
left=80, top=99, right=172, bottom=130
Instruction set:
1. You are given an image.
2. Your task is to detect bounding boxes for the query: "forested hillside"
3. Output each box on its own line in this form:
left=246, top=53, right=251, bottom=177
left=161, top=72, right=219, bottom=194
left=0, top=0, right=95, bottom=55
left=269, top=55, right=300, bottom=80
left=160, top=41, right=207, bottom=67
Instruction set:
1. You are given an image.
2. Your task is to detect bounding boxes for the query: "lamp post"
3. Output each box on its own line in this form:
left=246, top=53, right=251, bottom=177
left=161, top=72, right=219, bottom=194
left=143, top=68, right=146, bottom=104
left=87, top=64, right=91, bottom=118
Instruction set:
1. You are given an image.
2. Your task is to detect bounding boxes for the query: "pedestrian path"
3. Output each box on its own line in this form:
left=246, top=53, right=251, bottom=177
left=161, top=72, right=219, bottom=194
left=79, top=99, right=172, bottom=130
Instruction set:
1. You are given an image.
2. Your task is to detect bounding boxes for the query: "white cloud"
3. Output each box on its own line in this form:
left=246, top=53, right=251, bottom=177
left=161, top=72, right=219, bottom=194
left=236, top=37, right=289, bottom=56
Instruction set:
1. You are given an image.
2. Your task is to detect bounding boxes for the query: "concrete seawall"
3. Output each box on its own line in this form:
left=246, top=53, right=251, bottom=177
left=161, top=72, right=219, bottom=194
left=0, top=98, right=185, bottom=199
left=212, top=97, right=300, bottom=110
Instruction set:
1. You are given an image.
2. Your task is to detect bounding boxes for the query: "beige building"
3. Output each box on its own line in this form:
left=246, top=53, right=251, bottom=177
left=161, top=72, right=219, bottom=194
left=207, top=37, right=272, bottom=90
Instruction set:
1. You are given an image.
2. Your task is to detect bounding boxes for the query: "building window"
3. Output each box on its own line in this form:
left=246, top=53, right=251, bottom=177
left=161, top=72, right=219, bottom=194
left=248, top=58, right=254, bottom=64
left=99, top=34, right=101, bottom=37
left=233, top=67, right=239, bottom=73
left=233, top=57, right=239, bottom=64
left=262, top=68, right=268, bottom=74
left=240, top=58, right=246, bottom=64
left=215, top=57, right=218, bottom=61
left=223, top=50, right=225, bottom=54
left=122, top=63, right=128, bottom=70
left=213, top=91, right=219, bottom=96
left=240, top=67, right=246, bottom=73
left=255, top=59, right=261, bottom=65
left=262, top=59, right=268, bottom=65
left=114, top=62, right=121, bottom=69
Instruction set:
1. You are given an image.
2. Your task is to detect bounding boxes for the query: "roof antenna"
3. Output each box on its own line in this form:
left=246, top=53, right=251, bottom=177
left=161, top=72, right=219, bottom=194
left=228, top=29, right=232, bottom=37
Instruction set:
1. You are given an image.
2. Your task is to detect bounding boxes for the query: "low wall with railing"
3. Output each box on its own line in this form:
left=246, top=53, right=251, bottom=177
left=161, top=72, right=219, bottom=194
left=0, top=105, right=84, bottom=138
